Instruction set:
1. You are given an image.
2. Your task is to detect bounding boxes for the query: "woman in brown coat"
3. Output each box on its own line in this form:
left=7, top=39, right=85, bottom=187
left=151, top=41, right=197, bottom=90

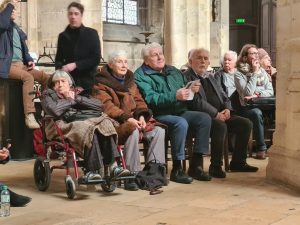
left=93, top=50, right=165, bottom=191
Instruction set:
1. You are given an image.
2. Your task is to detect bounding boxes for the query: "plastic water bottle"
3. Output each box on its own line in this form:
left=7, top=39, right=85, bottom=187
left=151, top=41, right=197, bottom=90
left=0, top=186, right=10, bottom=217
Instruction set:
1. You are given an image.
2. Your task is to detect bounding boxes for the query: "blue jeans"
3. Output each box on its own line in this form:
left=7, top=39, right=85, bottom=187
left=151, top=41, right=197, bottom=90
left=156, top=111, right=211, bottom=160
left=239, top=108, right=267, bottom=151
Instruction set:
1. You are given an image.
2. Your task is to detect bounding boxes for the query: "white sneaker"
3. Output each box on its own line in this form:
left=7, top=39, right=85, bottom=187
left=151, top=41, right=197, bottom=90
left=25, top=113, right=40, bottom=129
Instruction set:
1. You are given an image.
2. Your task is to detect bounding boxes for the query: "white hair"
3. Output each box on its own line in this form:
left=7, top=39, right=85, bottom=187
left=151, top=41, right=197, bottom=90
left=222, top=50, right=238, bottom=64
left=52, top=70, right=73, bottom=86
left=107, top=50, right=128, bottom=64
left=141, top=42, right=163, bottom=59
left=188, top=48, right=210, bottom=60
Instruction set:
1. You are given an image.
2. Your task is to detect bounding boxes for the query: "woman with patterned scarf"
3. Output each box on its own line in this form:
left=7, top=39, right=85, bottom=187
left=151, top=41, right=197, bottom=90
left=234, top=44, right=274, bottom=160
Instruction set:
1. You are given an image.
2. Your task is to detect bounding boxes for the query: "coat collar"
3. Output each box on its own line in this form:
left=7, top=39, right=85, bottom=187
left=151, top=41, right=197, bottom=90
left=96, top=65, right=134, bottom=92
left=62, top=25, right=85, bottom=39
left=141, top=63, right=175, bottom=76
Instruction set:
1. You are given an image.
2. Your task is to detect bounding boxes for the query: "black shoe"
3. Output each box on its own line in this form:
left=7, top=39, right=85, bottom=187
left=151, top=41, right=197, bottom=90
left=187, top=166, right=211, bottom=181
left=230, top=162, right=259, bottom=172
left=9, top=190, right=32, bottom=207
left=170, top=168, right=193, bottom=184
left=124, top=179, right=139, bottom=191
left=209, top=165, right=226, bottom=178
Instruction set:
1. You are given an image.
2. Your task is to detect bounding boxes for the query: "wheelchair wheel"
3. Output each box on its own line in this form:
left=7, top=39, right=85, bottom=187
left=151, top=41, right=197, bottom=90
left=33, top=156, right=51, bottom=191
left=65, top=175, right=76, bottom=199
left=101, top=179, right=116, bottom=193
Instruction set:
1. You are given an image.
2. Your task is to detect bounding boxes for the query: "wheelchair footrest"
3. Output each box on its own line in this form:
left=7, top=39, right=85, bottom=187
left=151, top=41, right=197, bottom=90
left=111, top=175, right=136, bottom=181
left=78, top=177, right=105, bottom=185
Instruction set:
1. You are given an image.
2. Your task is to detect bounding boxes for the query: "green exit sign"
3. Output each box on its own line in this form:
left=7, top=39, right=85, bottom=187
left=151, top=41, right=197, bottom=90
left=235, top=18, right=246, bottom=24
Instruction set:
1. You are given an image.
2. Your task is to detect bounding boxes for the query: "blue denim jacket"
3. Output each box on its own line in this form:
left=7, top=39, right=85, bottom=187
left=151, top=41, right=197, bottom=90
left=0, top=4, right=33, bottom=78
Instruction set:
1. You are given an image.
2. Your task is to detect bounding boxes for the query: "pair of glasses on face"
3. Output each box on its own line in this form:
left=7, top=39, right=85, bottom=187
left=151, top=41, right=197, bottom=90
left=248, top=52, right=258, bottom=56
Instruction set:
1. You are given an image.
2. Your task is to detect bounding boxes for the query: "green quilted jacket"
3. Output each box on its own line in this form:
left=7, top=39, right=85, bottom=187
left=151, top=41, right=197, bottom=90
left=134, top=64, right=188, bottom=116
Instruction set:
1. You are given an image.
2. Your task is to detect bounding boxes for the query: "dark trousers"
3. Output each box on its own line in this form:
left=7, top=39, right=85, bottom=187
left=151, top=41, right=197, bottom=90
left=210, top=115, right=252, bottom=167
left=85, top=132, right=119, bottom=172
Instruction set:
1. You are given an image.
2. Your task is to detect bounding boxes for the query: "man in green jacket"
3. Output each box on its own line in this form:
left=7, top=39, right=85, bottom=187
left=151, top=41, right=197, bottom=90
left=134, top=42, right=212, bottom=184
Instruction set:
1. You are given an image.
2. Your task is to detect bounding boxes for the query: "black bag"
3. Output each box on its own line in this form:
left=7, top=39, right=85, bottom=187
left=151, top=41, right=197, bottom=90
left=135, top=160, right=168, bottom=192
left=245, top=96, right=276, bottom=111
left=63, top=109, right=102, bottom=122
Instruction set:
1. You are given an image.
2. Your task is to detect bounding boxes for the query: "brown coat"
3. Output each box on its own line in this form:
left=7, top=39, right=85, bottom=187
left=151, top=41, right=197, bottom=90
left=93, top=65, right=152, bottom=144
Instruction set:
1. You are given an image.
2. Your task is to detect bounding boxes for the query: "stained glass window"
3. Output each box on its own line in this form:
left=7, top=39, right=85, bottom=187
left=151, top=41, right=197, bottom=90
left=102, top=0, right=138, bottom=25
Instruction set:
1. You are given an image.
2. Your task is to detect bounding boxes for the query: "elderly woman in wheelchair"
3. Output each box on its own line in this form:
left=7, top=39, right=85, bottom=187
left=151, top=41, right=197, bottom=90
left=35, top=70, right=132, bottom=198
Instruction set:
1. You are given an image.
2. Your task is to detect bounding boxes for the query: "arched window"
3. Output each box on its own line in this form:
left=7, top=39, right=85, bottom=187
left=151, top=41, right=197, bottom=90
left=102, top=0, right=138, bottom=25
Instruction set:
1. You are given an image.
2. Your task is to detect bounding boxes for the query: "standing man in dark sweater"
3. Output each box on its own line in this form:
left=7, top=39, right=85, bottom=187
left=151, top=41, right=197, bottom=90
left=55, top=2, right=101, bottom=95
left=184, top=48, right=258, bottom=178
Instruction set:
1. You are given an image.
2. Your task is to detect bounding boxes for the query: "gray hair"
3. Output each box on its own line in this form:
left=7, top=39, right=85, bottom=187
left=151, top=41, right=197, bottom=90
left=141, top=42, right=163, bottom=59
left=188, top=48, right=210, bottom=60
left=52, top=70, right=73, bottom=86
left=107, top=50, right=128, bottom=64
left=222, top=50, right=238, bottom=64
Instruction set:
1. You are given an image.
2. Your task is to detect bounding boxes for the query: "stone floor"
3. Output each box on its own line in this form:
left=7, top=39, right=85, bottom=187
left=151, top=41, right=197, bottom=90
left=1, top=157, right=300, bottom=225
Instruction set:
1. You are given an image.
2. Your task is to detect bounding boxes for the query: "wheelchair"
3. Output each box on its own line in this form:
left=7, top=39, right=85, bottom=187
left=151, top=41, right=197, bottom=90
left=32, top=93, right=135, bottom=199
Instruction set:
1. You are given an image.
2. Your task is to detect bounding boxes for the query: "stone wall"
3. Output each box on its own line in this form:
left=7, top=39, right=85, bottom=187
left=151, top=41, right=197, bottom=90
left=164, top=0, right=229, bottom=69
left=18, top=0, right=228, bottom=70
left=102, top=0, right=164, bottom=70
left=266, top=1, right=300, bottom=192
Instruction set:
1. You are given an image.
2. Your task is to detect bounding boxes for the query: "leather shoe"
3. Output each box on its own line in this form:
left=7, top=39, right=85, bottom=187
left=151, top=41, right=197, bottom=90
left=230, top=162, right=259, bottom=172
left=187, top=166, right=211, bottom=181
left=170, top=168, right=193, bottom=184
left=124, top=179, right=139, bottom=191
left=209, top=165, right=226, bottom=178
left=255, top=151, right=266, bottom=160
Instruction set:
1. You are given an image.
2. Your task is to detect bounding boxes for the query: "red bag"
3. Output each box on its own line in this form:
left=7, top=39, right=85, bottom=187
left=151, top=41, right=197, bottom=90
left=33, top=128, right=46, bottom=156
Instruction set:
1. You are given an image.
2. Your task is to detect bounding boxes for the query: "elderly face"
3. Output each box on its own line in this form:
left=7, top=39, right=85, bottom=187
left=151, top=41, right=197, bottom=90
left=67, top=7, right=83, bottom=28
left=109, top=56, right=128, bottom=77
left=260, top=55, right=271, bottom=70
left=223, top=53, right=236, bottom=72
left=189, top=50, right=210, bottom=75
left=53, top=77, right=71, bottom=95
left=246, top=47, right=259, bottom=64
left=144, top=48, right=165, bottom=72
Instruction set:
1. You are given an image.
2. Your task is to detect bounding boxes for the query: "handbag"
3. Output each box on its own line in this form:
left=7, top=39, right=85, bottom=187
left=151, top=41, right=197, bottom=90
left=245, top=96, right=276, bottom=111
left=135, top=159, right=168, bottom=193
left=63, top=109, right=102, bottom=122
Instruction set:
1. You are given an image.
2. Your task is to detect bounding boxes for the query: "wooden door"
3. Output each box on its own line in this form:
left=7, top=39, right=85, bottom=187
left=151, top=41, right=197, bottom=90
left=229, top=0, right=261, bottom=54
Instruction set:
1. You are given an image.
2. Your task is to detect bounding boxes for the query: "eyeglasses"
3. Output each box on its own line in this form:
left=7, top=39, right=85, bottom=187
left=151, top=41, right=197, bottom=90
left=248, top=52, right=258, bottom=55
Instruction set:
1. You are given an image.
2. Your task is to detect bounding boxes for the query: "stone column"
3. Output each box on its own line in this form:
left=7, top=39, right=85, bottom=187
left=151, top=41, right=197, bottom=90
left=210, top=0, right=229, bottom=67
left=266, top=1, right=300, bottom=191
left=164, top=0, right=210, bottom=68
left=26, top=0, right=39, bottom=53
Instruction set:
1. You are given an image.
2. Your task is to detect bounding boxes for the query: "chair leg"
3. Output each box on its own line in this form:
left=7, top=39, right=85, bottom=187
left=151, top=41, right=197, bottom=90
left=224, top=135, right=230, bottom=172
left=248, top=131, right=253, bottom=157
left=182, top=160, right=187, bottom=172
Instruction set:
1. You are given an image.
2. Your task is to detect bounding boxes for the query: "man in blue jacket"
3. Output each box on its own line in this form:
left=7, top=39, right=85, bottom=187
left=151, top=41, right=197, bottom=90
left=0, top=0, right=49, bottom=129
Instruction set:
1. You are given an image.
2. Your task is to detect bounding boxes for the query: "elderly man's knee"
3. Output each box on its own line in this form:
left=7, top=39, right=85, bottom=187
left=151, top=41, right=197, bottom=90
left=212, top=119, right=227, bottom=133
left=155, top=126, right=165, bottom=136
left=174, top=117, right=189, bottom=131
